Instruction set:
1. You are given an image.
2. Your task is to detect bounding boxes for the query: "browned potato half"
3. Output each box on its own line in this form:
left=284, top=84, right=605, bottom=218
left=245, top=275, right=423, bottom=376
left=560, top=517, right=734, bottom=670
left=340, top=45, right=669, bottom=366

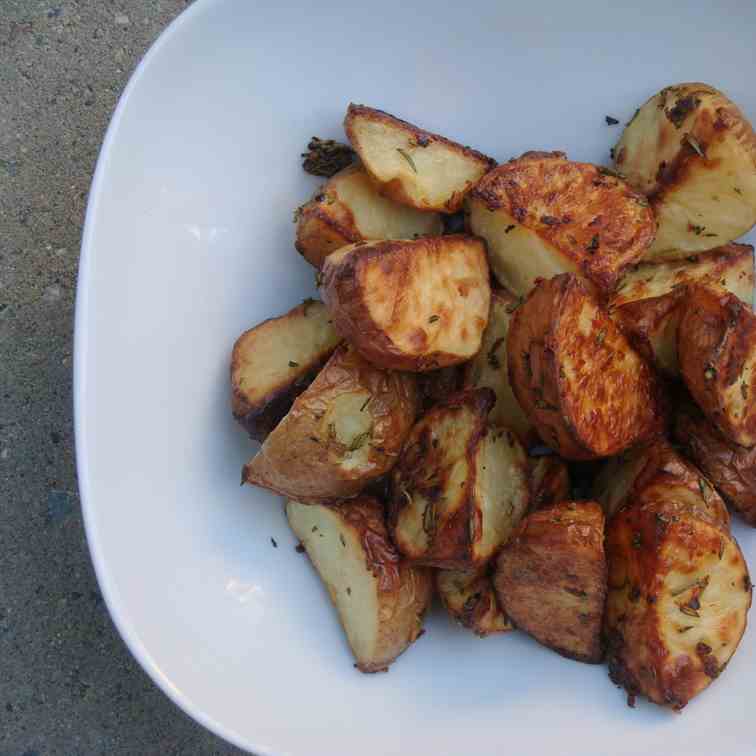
left=593, top=440, right=730, bottom=529
left=507, top=273, right=663, bottom=460
left=286, top=496, right=433, bottom=672
left=230, top=299, right=341, bottom=441
left=416, top=365, right=463, bottom=415
left=344, top=104, right=495, bottom=213
left=494, top=501, right=607, bottom=663
left=675, top=401, right=756, bottom=526
left=243, top=343, right=417, bottom=502
left=462, top=289, right=532, bottom=440
left=529, top=455, right=570, bottom=512
left=468, top=151, right=656, bottom=295
left=321, top=236, right=490, bottom=371
left=610, top=243, right=754, bottom=375
left=436, top=567, right=513, bottom=637
left=294, top=163, right=443, bottom=268
left=388, top=389, right=529, bottom=569
left=605, top=495, right=751, bottom=709
left=614, top=83, right=756, bottom=260
left=678, top=284, right=756, bottom=447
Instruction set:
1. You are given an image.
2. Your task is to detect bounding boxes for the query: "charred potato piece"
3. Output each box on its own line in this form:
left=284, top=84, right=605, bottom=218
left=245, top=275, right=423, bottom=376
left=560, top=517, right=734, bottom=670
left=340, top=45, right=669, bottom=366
left=286, top=496, right=433, bottom=672
left=614, top=83, right=756, bottom=260
left=389, top=389, right=529, bottom=569
left=243, top=343, right=417, bottom=502
left=468, top=151, right=656, bottom=295
left=294, top=163, right=443, bottom=268
left=678, top=284, right=756, bottom=447
left=605, top=497, right=751, bottom=709
left=593, top=440, right=730, bottom=529
left=675, top=401, right=756, bottom=526
left=494, top=501, right=607, bottom=663
left=529, top=455, right=570, bottom=512
left=416, top=365, right=463, bottom=415
left=507, top=273, right=663, bottom=460
left=436, top=567, right=513, bottom=637
left=610, top=243, right=754, bottom=375
left=230, top=299, right=341, bottom=441
left=321, top=236, right=490, bottom=372
left=462, top=289, right=532, bottom=441
left=344, top=104, right=495, bottom=213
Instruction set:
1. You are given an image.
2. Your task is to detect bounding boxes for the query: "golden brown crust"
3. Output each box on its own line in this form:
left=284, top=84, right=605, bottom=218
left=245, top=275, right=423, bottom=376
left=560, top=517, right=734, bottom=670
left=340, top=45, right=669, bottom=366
left=470, top=151, right=656, bottom=292
left=243, top=344, right=417, bottom=502
left=344, top=104, right=495, bottom=213
left=295, top=195, right=361, bottom=267
left=507, top=274, right=664, bottom=460
left=678, top=284, right=756, bottom=447
left=528, top=455, right=571, bottom=512
left=675, top=402, right=756, bottom=527
left=605, top=496, right=751, bottom=709
left=494, top=501, right=607, bottom=663
left=321, top=236, right=490, bottom=372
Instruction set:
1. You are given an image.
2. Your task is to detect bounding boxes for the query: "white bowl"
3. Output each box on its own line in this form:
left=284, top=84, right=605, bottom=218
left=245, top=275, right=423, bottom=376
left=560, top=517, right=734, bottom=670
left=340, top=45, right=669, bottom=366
left=75, top=1, right=756, bottom=753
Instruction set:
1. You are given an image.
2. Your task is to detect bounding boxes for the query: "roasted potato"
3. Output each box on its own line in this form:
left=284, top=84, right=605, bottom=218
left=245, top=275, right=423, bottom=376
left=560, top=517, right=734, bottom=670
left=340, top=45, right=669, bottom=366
left=436, top=567, right=513, bottom=637
left=614, top=83, right=756, bottom=260
left=243, top=343, right=417, bottom=502
left=605, top=495, right=751, bottom=709
left=493, top=501, right=607, bottom=663
left=462, top=289, right=533, bottom=440
left=593, top=440, right=730, bottom=529
left=344, top=104, right=495, bottom=213
left=294, top=163, right=443, bottom=268
left=416, top=365, right=463, bottom=414
left=675, top=401, right=756, bottom=526
left=678, top=284, right=756, bottom=447
left=468, top=151, right=656, bottom=295
left=529, top=454, right=570, bottom=512
left=507, top=273, right=663, bottom=460
left=609, top=243, right=754, bottom=375
left=230, top=299, right=341, bottom=441
left=286, top=496, right=433, bottom=672
left=389, top=389, right=529, bottom=568
left=321, top=236, right=490, bottom=371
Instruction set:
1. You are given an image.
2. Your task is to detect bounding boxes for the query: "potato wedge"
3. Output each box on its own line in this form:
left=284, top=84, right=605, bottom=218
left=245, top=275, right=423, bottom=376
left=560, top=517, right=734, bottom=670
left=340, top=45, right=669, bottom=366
left=416, top=365, right=463, bottom=414
left=388, top=389, right=529, bottom=568
left=493, top=501, right=607, bottom=663
left=286, top=496, right=433, bottom=672
left=675, top=401, right=756, bottom=526
left=230, top=299, right=341, bottom=441
left=605, top=496, right=751, bottom=709
left=610, top=243, right=754, bottom=375
left=243, top=343, right=417, bottom=502
left=507, top=273, right=663, bottom=460
left=294, top=163, right=443, bottom=268
left=436, top=567, right=513, bottom=637
left=529, top=455, right=570, bottom=512
left=344, top=104, right=495, bottom=213
left=593, top=440, right=730, bottom=529
left=321, top=236, right=490, bottom=371
left=462, top=289, right=532, bottom=440
left=468, top=151, right=656, bottom=295
left=678, top=284, right=756, bottom=447
left=614, top=83, right=756, bottom=260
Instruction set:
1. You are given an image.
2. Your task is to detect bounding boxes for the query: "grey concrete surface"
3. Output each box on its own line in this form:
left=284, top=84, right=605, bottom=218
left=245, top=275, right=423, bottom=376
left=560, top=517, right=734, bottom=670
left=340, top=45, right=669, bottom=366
left=0, top=2, right=245, bottom=753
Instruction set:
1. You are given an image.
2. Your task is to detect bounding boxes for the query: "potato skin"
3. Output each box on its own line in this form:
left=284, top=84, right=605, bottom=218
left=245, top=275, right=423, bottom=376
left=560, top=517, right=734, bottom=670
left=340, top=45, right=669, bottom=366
left=675, top=402, right=756, bottom=526
left=529, top=455, right=570, bottom=512
left=678, top=284, right=756, bottom=447
left=321, top=236, right=490, bottom=371
left=230, top=300, right=341, bottom=441
left=344, top=104, right=495, bottom=213
left=416, top=365, right=463, bottom=414
left=507, top=273, right=664, bottom=460
left=605, top=496, right=751, bottom=709
left=614, top=83, right=756, bottom=259
left=243, top=344, right=417, bottom=502
left=494, top=501, right=607, bottom=663
left=469, top=150, right=656, bottom=293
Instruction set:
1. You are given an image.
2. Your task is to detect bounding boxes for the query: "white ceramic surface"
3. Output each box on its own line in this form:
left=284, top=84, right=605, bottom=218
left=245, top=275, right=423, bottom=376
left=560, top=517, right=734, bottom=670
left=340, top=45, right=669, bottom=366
left=75, top=1, right=756, bottom=754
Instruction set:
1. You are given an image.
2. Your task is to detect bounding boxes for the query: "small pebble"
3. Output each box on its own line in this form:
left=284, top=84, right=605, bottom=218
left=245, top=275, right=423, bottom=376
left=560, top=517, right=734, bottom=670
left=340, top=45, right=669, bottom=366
left=114, top=14, right=130, bottom=26
left=42, top=284, right=61, bottom=303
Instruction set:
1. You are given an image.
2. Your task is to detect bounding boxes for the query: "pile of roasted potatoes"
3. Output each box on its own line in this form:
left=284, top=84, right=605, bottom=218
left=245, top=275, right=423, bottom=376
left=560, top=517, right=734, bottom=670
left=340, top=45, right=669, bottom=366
left=231, top=83, right=756, bottom=710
